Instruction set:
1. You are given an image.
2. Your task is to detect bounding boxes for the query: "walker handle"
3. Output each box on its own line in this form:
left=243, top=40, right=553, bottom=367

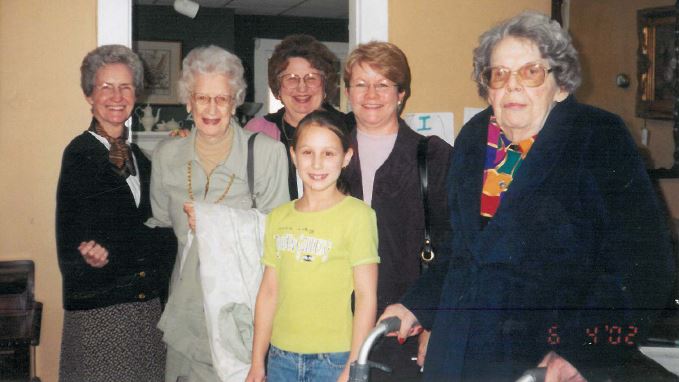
left=380, top=316, right=403, bottom=333
left=356, top=317, right=402, bottom=365
left=349, top=317, right=403, bottom=382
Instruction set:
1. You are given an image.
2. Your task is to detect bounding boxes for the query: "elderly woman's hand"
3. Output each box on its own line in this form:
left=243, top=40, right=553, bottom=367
left=417, top=330, right=430, bottom=367
left=78, top=240, right=109, bottom=268
left=539, top=351, right=586, bottom=382
left=378, top=303, right=423, bottom=344
left=183, top=201, right=196, bottom=232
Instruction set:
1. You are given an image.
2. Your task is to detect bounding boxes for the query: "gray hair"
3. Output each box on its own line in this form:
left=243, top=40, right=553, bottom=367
left=177, top=45, right=247, bottom=108
left=80, top=44, right=144, bottom=97
left=472, top=11, right=581, bottom=99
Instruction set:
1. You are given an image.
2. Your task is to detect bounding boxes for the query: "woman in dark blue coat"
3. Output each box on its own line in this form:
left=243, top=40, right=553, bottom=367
left=381, top=12, right=676, bottom=381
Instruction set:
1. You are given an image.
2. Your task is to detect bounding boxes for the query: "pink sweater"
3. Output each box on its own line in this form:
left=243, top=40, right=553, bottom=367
left=244, top=117, right=280, bottom=141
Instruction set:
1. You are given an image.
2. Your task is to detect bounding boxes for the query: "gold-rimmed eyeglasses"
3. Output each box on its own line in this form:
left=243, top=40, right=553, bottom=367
left=95, top=82, right=136, bottom=96
left=191, top=93, right=234, bottom=107
left=279, top=73, right=324, bottom=89
left=347, top=82, right=399, bottom=94
left=481, top=62, right=554, bottom=89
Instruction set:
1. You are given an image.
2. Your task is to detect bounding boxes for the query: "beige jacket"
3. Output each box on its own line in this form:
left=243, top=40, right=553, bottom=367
left=146, top=121, right=289, bottom=368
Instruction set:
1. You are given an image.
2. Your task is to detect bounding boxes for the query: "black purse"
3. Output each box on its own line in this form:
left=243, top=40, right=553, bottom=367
left=417, top=136, right=435, bottom=272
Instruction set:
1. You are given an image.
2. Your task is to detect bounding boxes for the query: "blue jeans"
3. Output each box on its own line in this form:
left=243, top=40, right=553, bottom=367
left=267, top=345, right=349, bottom=382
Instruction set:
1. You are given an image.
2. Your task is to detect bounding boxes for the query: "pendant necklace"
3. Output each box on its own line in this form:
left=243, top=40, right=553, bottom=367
left=279, top=113, right=294, bottom=144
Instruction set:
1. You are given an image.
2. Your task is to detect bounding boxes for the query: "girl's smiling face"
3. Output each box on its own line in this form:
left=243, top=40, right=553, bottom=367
left=291, top=122, right=352, bottom=195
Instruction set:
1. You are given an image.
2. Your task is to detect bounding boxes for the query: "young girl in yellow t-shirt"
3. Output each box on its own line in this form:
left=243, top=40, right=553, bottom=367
left=246, top=110, right=379, bottom=382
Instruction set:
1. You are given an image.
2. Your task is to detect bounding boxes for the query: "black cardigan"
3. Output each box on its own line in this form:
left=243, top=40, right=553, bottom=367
left=344, top=118, right=453, bottom=311
left=56, top=131, right=176, bottom=310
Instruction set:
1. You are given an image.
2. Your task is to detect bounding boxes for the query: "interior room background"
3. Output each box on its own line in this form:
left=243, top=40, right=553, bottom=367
left=1, top=1, right=675, bottom=380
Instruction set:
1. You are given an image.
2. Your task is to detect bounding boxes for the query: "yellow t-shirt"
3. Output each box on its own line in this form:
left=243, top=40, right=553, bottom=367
left=263, top=196, right=380, bottom=354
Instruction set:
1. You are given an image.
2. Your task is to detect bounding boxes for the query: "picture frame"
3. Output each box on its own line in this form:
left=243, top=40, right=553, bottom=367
left=134, top=40, right=182, bottom=105
left=637, top=6, right=675, bottom=120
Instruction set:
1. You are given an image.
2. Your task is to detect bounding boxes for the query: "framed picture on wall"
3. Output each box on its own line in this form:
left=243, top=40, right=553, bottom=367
left=134, top=40, right=182, bottom=105
left=637, top=6, right=675, bottom=120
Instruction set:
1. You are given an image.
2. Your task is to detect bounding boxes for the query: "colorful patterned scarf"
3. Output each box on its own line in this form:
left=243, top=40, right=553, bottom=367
left=480, top=116, right=534, bottom=218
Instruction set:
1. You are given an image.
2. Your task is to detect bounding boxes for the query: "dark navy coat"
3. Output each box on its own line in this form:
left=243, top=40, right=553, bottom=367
left=402, top=97, right=676, bottom=381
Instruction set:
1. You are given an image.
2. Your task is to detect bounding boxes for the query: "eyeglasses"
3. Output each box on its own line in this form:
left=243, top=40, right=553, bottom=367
left=481, top=62, right=554, bottom=89
left=347, top=82, right=399, bottom=94
left=192, top=93, right=234, bottom=107
left=95, top=82, right=135, bottom=96
left=279, top=73, right=324, bottom=89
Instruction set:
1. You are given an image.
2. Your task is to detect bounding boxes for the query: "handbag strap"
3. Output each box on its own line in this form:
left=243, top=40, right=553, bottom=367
left=417, top=136, right=434, bottom=268
left=247, top=133, right=259, bottom=208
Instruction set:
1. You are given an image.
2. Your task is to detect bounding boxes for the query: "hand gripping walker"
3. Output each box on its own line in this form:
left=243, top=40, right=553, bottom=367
left=348, top=316, right=402, bottom=382
left=349, top=317, right=547, bottom=382
left=348, top=316, right=547, bottom=382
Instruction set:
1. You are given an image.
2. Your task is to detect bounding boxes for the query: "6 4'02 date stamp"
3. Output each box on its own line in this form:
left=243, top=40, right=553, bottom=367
left=547, top=324, right=639, bottom=346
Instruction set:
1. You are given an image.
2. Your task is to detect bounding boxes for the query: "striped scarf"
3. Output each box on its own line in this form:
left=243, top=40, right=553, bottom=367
left=89, top=119, right=136, bottom=178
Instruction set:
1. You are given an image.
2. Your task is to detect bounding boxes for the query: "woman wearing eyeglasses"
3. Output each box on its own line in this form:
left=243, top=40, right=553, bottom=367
left=342, top=41, right=453, bottom=381
left=56, top=45, right=177, bottom=382
left=381, top=12, right=676, bottom=381
left=245, top=34, right=346, bottom=199
left=146, top=45, right=289, bottom=381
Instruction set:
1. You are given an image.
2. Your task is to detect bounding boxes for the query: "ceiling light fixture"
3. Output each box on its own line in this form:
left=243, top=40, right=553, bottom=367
left=174, top=0, right=199, bottom=19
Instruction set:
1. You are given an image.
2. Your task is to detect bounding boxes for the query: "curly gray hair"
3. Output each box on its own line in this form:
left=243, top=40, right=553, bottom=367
left=472, top=11, right=581, bottom=99
left=80, top=44, right=144, bottom=97
left=177, top=45, right=247, bottom=108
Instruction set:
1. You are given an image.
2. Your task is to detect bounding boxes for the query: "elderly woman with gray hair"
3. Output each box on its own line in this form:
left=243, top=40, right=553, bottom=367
left=381, top=12, right=676, bottom=381
left=56, top=44, right=177, bottom=381
left=147, top=45, right=288, bottom=381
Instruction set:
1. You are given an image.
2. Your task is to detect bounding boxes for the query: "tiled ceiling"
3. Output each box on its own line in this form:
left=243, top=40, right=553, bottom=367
left=134, top=0, right=348, bottom=19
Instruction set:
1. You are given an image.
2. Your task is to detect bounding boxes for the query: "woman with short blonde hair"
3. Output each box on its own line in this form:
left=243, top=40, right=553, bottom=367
left=343, top=41, right=452, bottom=381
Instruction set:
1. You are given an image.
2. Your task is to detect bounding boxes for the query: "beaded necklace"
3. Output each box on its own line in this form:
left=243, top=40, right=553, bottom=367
left=187, top=161, right=235, bottom=203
